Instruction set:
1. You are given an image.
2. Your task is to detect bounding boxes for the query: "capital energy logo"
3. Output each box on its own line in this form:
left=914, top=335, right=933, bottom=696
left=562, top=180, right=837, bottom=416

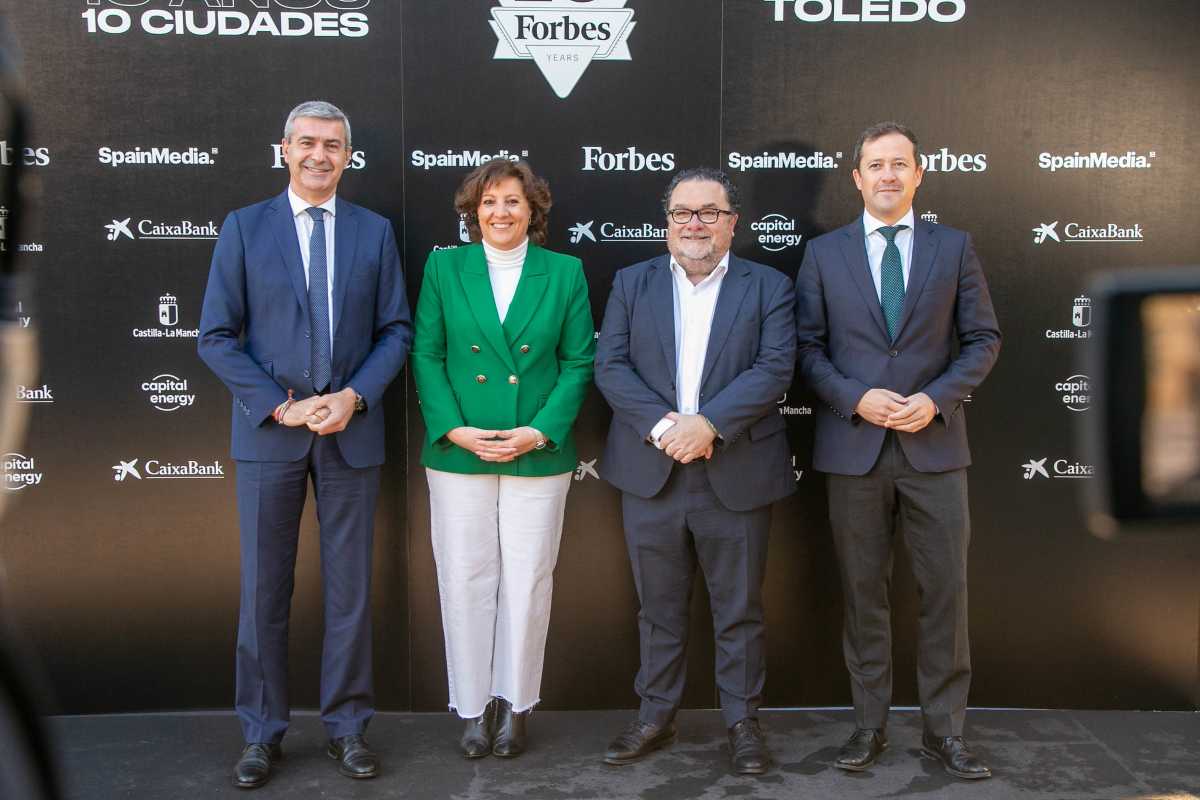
left=1039, top=150, right=1157, bottom=173
left=82, top=0, right=370, bottom=39
left=99, top=145, right=218, bottom=168
left=111, top=457, right=225, bottom=481
left=409, top=149, right=527, bottom=171
left=567, top=219, right=665, bottom=244
left=4, top=453, right=42, bottom=490
left=14, top=300, right=30, bottom=329
left=1021, top=457, right=1094, bottom=480
left=106, top=216, right=219, bottom=242
left=142, top=374, right=195, bottom=412
left=1033, top=220, right=1143, bottom=244
left=763, top=0, right=966, bottom=23
left=16, top=384, right=54, bottom=405
left=271, top=144, right=366, bottom=170
left=728, top=149, right=842, bottom=172
left=490, top=0, right=636, bottom=99
left=1046, top=295, right=1092, bottom=341
left=791, top=455, right=804, bottom=483
left=582, top=146, right=674, bottom=172
left=1055, top=375, right=1090, bottom=412
left=134, top=293, right=198, bottom=341
left=753, top=214, right=803, bottom=252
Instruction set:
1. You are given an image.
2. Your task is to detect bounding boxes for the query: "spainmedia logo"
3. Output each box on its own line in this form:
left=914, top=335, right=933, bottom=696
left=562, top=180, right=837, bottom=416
left=99, top=146, right=218, bottom=168
left=1038, top=150, right=1157, bottom=172
left=82, top=1, right=371, bottom=39
left=728, top=149, right=841, bottom=172
left=409, top=149, right=527, bottom=171
left=490, top=0, right=636, bottom=99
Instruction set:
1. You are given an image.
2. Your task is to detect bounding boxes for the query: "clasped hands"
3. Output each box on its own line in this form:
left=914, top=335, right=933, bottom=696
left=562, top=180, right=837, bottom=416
left=855, top=389, right=937, bottom=432
left=278, top=388, right=357, bottom=435
left=659, top=412, right=715, bottom=465
left=448, top=426, right=545, bottom=463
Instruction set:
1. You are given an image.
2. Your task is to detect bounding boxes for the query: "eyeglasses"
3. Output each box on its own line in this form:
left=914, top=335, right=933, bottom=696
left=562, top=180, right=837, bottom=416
left=667, top=207, right=734, bottom=225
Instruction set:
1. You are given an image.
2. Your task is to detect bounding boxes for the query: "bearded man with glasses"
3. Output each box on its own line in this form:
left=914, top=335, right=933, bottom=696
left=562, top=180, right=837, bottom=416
left=594, top=167, right=797, bottom=775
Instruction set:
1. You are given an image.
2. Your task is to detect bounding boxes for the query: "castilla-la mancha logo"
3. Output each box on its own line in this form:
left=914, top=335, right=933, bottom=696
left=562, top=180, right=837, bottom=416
left=490, top=0, right=636, bottom=99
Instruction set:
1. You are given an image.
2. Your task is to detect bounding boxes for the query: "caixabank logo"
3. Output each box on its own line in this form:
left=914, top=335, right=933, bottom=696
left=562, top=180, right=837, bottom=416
left=490, top=0, right=636, bottom=99
left=82, top=0, right=371, bottom=39
left=763, top=0, right=966, bottom=23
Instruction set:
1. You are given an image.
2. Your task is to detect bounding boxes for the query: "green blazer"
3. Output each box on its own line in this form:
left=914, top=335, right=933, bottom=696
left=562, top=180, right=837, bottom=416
left=412, top=243, right=595, bottom=476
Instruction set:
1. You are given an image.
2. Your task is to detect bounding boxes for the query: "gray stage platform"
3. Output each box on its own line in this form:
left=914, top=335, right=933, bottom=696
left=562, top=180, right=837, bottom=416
left=48, top=708, right=1199, bottom=800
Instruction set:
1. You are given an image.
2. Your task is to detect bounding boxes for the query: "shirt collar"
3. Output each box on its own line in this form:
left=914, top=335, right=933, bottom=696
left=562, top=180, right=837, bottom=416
left=863, top=208, right=915, bottom=237
left=288, top=187, right=337, bottom=219
left=669, top=251, right=730, bottom=288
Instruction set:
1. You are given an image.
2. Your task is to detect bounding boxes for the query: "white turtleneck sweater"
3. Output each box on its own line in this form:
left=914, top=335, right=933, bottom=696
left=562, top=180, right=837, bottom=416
left=483, top=238, right=528, bottom=323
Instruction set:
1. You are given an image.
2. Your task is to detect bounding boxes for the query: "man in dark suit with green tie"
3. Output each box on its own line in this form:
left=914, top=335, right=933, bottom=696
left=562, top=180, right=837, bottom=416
left=795, top=122, right=1000, bottom=780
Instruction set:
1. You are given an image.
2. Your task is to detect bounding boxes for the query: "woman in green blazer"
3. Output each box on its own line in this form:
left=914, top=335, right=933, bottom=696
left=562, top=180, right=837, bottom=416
left=411, top=160, right=594, bottom=759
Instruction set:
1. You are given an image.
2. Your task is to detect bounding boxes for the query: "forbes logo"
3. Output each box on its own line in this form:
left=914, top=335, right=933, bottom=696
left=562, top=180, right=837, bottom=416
left=271, top=144, right=365, bottom=170
left=920, top=147, right=986, bottom=173
left=490, top=0, right=636, bottom=99
left=764, top=0, right=966, bottom=22
left=582, top=146, right=675, bottom=172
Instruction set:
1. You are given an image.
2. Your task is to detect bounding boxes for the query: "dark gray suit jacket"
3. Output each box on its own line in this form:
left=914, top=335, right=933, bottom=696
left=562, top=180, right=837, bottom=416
left=795, top=218, right=1000, bottom=476
left=595, top=254, right=797, bottom=512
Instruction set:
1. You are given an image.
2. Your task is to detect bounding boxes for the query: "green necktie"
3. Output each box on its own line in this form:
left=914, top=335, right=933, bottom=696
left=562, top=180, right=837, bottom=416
left=878, top=224, right=908, bottom=341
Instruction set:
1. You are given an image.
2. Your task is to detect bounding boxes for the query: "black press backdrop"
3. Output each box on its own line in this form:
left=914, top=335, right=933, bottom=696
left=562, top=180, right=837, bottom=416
left=2, top=0, right=1198, bottom=715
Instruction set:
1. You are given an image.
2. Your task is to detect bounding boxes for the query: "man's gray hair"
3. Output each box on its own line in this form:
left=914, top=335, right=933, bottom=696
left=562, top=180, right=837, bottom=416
left=283, top=100, right=352, bottom=149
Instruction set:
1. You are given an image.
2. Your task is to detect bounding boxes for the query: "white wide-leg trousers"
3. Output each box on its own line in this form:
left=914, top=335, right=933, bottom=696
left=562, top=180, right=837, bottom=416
left=426, top=468, right=572, bottom=719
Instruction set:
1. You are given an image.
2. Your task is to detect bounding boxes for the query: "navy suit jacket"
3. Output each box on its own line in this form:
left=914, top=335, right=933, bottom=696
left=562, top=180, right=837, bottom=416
left=198, top=191, right=412, bottom=468
left=595, top=254, right=797, bottom=512
left=795, top=217, right=1000, bottom=476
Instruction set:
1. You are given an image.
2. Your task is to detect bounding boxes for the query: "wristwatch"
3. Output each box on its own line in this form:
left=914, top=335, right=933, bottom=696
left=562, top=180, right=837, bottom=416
left=353, top=392, right=366, bottom=413
left=532, top=429, right=547, bottom=450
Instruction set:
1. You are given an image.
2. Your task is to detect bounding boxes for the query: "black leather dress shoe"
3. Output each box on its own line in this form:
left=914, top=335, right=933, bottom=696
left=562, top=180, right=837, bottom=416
left=728, top=718, right=769, bottom=775
left=233, top=743, right=281, bottom=789
left=460, top=699, right=497, bottom=758
left=492, top=698, right=529, bottom=757
left=327, top=734, right=379, bottom=779
left=834, top=728, right=887, bottom=771
left=920, top=732, right=992, bottom=780
left=603, top=719, right=677, bottom=765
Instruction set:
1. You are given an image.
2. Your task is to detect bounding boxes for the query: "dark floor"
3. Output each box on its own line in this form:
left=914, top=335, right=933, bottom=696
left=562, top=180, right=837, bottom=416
left=48, top=708, right=1200, bottom=800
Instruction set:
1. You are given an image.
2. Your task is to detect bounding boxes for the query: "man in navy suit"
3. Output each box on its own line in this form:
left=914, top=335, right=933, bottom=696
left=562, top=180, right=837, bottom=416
left=796, top=122, right=1000, bottom=780
left=595, top=168, right=796, bottom=775
left=198, top=101, right=411, bottom=789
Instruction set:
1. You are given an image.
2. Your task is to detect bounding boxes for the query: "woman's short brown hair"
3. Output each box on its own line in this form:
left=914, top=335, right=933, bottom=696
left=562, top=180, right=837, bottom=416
left=454, top=159, right=553, bottom=246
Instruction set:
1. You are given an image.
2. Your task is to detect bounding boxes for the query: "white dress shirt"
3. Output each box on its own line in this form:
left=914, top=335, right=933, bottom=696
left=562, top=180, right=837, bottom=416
left=649, top=253, right=730, bottom=447
left=863, top=208, right=916, bottom=301
left=288, top=187, right=337, bottom=352
left=482, top=238, right=528, bottom=323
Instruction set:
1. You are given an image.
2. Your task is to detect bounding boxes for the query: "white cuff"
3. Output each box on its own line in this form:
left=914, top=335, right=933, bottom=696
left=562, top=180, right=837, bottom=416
left=649, top=417, right=676, bottom=449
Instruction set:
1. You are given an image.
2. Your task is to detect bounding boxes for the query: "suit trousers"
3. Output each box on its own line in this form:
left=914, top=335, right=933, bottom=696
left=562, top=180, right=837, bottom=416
left=426, top=468, right=573, bottom=719
left=827, top=431, right=971, bottom=737
left=234, top=433, right=380, bottom=744
left=622, top=460, right=771, bottom=730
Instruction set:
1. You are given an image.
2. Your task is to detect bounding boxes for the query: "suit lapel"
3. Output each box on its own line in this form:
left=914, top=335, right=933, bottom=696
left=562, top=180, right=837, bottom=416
left=700, top=256, right=751, bottom=390
left=500, top=244, right=549, bottom=345
left=840, top=222, right=890, bottom=341
left=649, top=257, right=677, bottom=383
left=267, top=192, right=309, bottom=317
left=894, top=220, right=939, bottom=340
left=331, top=198, right=358, bottom=339
left=459, top=244, right=517, bottom=373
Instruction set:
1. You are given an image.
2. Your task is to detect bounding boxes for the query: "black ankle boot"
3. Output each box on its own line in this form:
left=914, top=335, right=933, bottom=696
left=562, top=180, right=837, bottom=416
left=492, top=698, right=527, bottom=757
left=459, top=699, right=496, bottom=758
